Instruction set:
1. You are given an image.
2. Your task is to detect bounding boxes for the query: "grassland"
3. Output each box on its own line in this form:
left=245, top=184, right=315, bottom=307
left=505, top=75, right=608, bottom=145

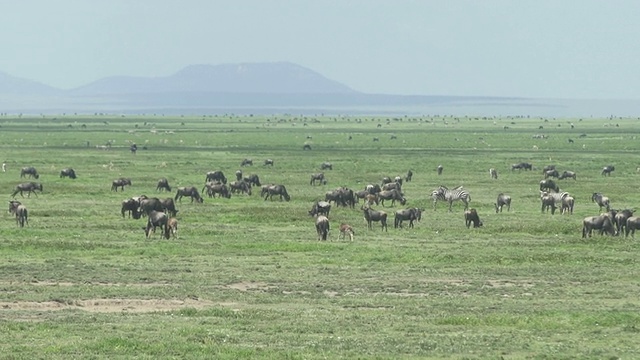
left=0, top=113, right=639, bottom=359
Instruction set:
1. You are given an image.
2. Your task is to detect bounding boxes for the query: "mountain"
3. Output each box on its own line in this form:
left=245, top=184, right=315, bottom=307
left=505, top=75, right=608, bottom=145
left=0, top=71, right=60, bottom=95
left=70, top=62, right=358, bottom=96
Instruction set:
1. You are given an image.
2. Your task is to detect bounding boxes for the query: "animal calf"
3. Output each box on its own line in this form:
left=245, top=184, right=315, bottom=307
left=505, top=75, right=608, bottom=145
left=339, top=223, right=354, bottom=241
left=166, top=218, right=178, bottom=239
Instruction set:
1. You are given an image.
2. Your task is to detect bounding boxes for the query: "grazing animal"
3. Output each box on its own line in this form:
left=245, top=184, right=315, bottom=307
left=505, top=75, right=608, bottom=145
left=362, top=205, right=388, bottom=232
left=542, top=164, right=556, bottom=173
left=436, top=165, right=443, bottom=175
left=405, top=170, right=413, bottom=183
left=354, top=190, right=369, bottom=203
left=394, top=208, right=422, bottom=228
left=174, top=187, right=204, bottom=203
left=130, top=144, right=138, bottom=154
left=315, top=215, right=330, bottom=241
left=568, top=138, right=574, bottom=143
left=625, top=216, right=640, bottom=238
left=121, top=198, right=142, bottom=219
left=539, top=179, right=559, bottom=192
left=558, top=171, right=576, bottom=180
left=203, top=182, right=231, bottom=198
left=20, top=166, right=39, bottom=179
left=59, top=168, right=77, bottom=179
left=11, top=182, right=43, bottom=198
left=243, top=174, right=261, bottom=187
left=166, top=218, right=178, bottom=239
left=365, top=184, right=381, bottom=195
left=264, top=184, right=291, bottom=201
left=241, top=158, right=253, bottom=167
left=303, top=144, right=312, bottom=150
left=310, top=172, right=327, bottom=186
left=601, top=165, right=615, bottom=176
left=431, top=185, right=470, bottom=211
left=489, top=168, right=498, bottom=179
left=615, top=209, right=635, bottom=236
left=381, top=176, right=392, bottom=185
left=144, top=210, right=170, bottom=239
left=235, top=170, right=243, bottom=181
left=464, top=208, right=483, bottom=228
left=139, top=197, right=164, bottom=217
left=160, top=198, right=179, bottom=217
left=111, top=178, right=132, bottom=192
left=591, top=193, right=610, bottom=212
left=382, top=182, right=401, bottom=192
left=561, top=196, right=575, bottom=215
left=582, top=213, right=615, bottom=238
left=156, top=178, right=171, bottom=192
left=339, top=223, right=354, bottom=241
left=229, top=181, right=251, bottom=195
left=544, top=169, right=560, bottom=179
left=263, top=159, right=274, bottom=166
left=511, top=162, right=533, bottom=171
left=377, top=189, right=406, bottom=207
left=309, top=201, right=331, bottom=217
left=540, top=193, right=557, bottom=214
left=495, top=193, right=511, bottom=213
left=8, top=200, right=28, bottom=227
left=320, top=162, right=333, bottom=170
left=205, top=170, right=227, bottom=184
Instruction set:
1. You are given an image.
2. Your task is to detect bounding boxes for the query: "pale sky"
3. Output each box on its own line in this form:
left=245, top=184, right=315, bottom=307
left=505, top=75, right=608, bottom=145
left=1, top=0, right=639, bottom=99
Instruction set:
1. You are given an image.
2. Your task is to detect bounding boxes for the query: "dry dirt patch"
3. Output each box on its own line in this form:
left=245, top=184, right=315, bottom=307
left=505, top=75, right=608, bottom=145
left=0, top=298, right=215, bottom=313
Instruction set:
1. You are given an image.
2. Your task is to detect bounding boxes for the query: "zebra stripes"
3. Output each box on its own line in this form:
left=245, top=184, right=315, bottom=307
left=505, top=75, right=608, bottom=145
left=431, top=185, right=470, bottom=211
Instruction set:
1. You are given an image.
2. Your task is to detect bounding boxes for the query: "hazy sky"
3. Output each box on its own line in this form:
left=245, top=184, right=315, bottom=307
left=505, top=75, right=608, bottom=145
left=2, top=1, right=639, bottom=99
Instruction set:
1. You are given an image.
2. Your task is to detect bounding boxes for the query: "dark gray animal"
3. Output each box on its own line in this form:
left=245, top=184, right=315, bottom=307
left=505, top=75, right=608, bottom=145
left=11, top=182, right=43, bottom=198
left=205, top=170, right=227, bottom=184
left=591, top=193, right=610, bottom=212
left=59, top=168, right=77, bottom=179
left=174, top=186, right=204, bottom=203
left=303, top=144, right=312, bottom=150
left=511, top=162, right=532, bottom=171
left=243, top=174, right=261, bottom=187
left=144, top=210, right=170, bottom=239
left=309, top=201, right=331, bottom=217
left=495, top=193, right=511, bottom=213
left=625, top=216, right=640, bottom=238
left=235, top=170, right=243, bottom=181
left=139, top=197, right=164, bottom=216
left=601, top=165, right=615, bottom=176
left=377, top=189, right=406, bottom=207
left=558, top=171, right=576, bottom=180
left=436, top=165, right=443, bottom=175
left=264, top=184, right=290, bottom=201
left=613, top=209, right=634, bottom=236
left=111, top=178, right=131, bottom=192
left=365, top=184, right=381, bottom=195
left=121, top=198, right=142, bottom=219
left=204, top=182, right=231, bottom=198
left=382, top=182, right=401, bottom=192
left=561, top=196, right=575, bottom=215
left=315, top=215, right=330, bottom=241
left=8, top=200, right=28, bottom=227
left=394, top=208, right=421, bottom=228
left=539, top=179, right=559, bottom=192
left=362, top=206, right=388, bottom=232
left=464, top=208, right=483, bottom=228
left=229, top=181, right=251, bottom=195
left=582, top=214, right=615, bottom=238
left=320, top=162, right=333, bottom=170
left=156, top=178, right=171, bottom=192
left=310, top=173, right=326, bottom=186
left=20, top=166, right=39, bottom=179
left=542, top=164, right=556, bottom=173
left=263, top=159, right=274, bottom=166
left=405, top=170, right=413, bottom=182
left=160, top=198, right=178, bottom=217
left=540, top=193, right=557, bottom=214
left=240, top=158, right=253, bottom=167
left=544, top=169, right=560, bottom=179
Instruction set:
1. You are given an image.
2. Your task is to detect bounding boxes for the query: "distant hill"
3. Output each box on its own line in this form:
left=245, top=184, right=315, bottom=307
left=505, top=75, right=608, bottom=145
left=0, top=71, right=60, bottom=95
left=70, top=62, right=358, bottom=96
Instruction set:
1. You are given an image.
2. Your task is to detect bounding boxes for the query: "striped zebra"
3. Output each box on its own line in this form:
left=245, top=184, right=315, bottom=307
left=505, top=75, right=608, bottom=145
left=431, top=185, right=470, bottom=212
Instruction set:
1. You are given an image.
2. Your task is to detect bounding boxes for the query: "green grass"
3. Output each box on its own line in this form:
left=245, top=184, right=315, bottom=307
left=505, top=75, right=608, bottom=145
left=0, top=113, right=640, bottom=359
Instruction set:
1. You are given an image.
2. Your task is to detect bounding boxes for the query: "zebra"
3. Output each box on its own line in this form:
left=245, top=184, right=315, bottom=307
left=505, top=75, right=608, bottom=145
left=431, top=185, right=470, bottom=212
left=489, top=168, right=498, bottom=179
left=591, top=192, right=610, bottom=212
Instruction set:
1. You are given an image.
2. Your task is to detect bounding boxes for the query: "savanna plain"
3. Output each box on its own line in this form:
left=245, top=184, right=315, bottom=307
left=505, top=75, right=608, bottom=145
left=1, top=113, right=639, bottom=359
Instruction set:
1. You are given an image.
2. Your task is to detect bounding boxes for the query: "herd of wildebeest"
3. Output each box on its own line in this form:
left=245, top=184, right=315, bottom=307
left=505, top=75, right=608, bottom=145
left=6, top=159, right=640, bottom=240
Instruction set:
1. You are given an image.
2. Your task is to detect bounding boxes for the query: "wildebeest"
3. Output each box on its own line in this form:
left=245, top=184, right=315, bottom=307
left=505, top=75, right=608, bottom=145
left=121, top=198, right=142, bottom=219
left=111, top=178, right=132, bottom=192
left=263, top=159, right=274, bottom=166
left=540, top=193, right=557, bottom=214
left=393, top=176, right=403, bottom=186
left=542, top=164, right=556, bottom=173
left=303, top=144, right=312, bottom=150
left=582, top=213, right=615, bottom=238
left=615, top=209, right=634, bottom=236
left=511, top=162, right=533, bottom=171
left=544, top=169, right=560, bottom=179
left=156, top=178, right=171, bottom=192
left=8, top=200, right=28, bottom=227
left=324, top=187, right=355, bottom=208
left=264, top=184, right=290, bottom=201
left=495, top=193, right=511, bottom=213
left=464, top=208, right=483, bottom=228
left=561, top=196, right=575, bottom=215
left=160, top=197, right=178, bottom=217
left=591, top=193, right=610, bottom=212
left=601, top=165, right=615, bottom=176
left=558, top=170, right=577, bottom=180
left=377, top=189, right=406, bottom=207
left=229, top=180, right=251, bottom=195
left=320, top=162, right=333, bottom=170
left=315, top=215, right=330, bottom=241
left=405, top=170, right=413, bottom=182
left=130, top=143, right=137, bottom=154
left=625, top=216, right=640, bottom=238
left=139, top=197, right=164, bottom=217
left=489, top=168, right=498, bottom=179
left=174, top=186, right=204, bottom=203
left=20, top=166, right=39, bottom=179
left=394, top=208, right=421, bottom=228
left=365, top=184, right=382, bottom=195
left=203, top=182, right=231, bottom=198
left=362, top=205, right=388, bottom=231
left=310, top=172, right=326, bottom=186
left=235, top=170, right=243, bottom=181
left=382, top=182, right=401, bottom=192
left=59, top=168, right=77, bottom=179
left=539, top=179, right=559, bottom=192
left=381, top=176, right=392, bottom=185
left=339, top=223, right=354, bottom=241
left=309, top=201, right=331, bottom=217
left=241, top=158, right=253, bottom=167
left=144, top=210, right=170, bottom=239
left=166, top=218, right=178, bottom=239
left=436, top=165, right=443, bottom=175
left=205, top=170, right=227, bottom=184
left=11, top=182, right=43, bottom=198
left=243, top=174, right=261, bottom=187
